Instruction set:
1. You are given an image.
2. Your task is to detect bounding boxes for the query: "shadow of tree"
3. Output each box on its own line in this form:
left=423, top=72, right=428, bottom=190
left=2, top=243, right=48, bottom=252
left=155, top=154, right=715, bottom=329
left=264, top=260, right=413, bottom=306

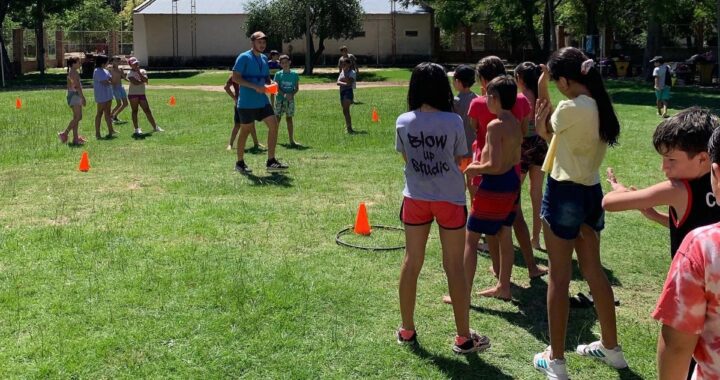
left=406, top=344, right=514, bottom=379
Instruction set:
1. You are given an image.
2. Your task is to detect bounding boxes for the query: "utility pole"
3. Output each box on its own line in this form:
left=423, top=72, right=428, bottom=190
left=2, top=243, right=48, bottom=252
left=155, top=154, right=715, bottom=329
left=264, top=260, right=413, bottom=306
left=547, top=0, right=555, bottom=51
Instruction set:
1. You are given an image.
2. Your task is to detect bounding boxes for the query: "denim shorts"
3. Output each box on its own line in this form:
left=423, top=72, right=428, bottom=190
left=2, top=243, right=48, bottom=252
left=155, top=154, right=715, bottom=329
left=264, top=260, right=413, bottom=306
left=340, top=88, right=354, bottom=103
left=540, top=176, right=605, bottom=240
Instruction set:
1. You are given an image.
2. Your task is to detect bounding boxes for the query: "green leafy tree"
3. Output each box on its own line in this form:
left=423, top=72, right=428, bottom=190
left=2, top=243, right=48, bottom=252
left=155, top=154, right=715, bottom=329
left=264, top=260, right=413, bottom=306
left=432, top=0, right=485, bottom=59
left=0, top=0, right=13, bottom=79
left=120, top=0, right=143, bottom=30
left=53, top=0, right=120, bottom=32
left=245, top=0, right=364, bottom=74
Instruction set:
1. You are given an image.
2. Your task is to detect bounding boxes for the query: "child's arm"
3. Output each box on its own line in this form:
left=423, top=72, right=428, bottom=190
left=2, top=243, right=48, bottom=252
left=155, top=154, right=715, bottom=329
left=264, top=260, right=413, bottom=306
left=74, top=72, right=86, bottom=105
left=128, top=72, right=143, bottom=85
left=232, top=71, right=264, bottom=94
left=223, top=80, right=236, bottom=100
left=602, top=167, right=683, bottom=211
left=464, top=120, right=503, bottom=176
left=657, top=325, right=699, bottom=380
left=536, top=64, right=553, bottom=140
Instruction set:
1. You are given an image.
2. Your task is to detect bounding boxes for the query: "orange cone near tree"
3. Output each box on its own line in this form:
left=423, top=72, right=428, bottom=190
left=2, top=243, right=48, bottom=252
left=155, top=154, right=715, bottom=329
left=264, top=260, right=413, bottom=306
left=15, top=98, right=22, bottom=109
left=169, top=96, right=176, bottom=106
left=371, top=107, right=380, bottom=122
left=78, top=151, right=90, bottom=172
left=354, top=202, right=372, bottom=235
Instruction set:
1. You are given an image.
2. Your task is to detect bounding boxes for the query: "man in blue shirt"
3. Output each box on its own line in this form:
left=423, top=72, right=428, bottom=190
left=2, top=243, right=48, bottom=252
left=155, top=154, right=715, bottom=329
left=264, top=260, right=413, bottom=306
left=232, top=31, right=288, bottom=173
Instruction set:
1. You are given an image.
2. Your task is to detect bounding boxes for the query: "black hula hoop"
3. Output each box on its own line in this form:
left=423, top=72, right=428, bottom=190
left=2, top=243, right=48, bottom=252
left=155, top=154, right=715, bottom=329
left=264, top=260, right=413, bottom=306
left=335, top=225, right=406, bottom=251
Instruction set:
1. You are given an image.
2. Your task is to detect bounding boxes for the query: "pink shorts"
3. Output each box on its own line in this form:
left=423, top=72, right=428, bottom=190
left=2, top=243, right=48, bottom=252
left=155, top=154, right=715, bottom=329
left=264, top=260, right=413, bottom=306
left=400, top=197, right=467, bottom=230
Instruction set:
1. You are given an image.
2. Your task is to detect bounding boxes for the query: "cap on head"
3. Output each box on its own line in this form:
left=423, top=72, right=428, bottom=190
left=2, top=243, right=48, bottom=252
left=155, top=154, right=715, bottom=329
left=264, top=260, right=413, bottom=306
left=250, top=31, right=268, bottom=41
left=270, top=50, right=279, bottom=55
left=128, top=57, right=139, bottom=66
left=650, top=55, right=664, bottom=64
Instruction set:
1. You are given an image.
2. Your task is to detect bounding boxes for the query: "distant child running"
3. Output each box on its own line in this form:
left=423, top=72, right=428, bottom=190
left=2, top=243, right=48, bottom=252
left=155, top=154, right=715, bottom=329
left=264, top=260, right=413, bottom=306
left=92, top=55, right=115, bottom=139
left=464, top=75, right=524, bottom=301
left=337, top=57, right=356, bottom=133
left=58, top=57, right=87, bottom=145
left=652, top=127, right=720, bottom=380
left=126, top=57, right=164, bottom=136
left=396, top=62, right=489, bottom=355
left=514, top=62, right=549, bottom=253
left=224, top=73, right=263, bottom=151
left=603, top=107, right=720, bottom=258
left=274, top=55, right=300, bottom=147
left=650, top=56, right=672, bottom=118
left=451, top=64, right=478, bottom=191
left=109, top=56, right=128, bottom=124
left=532, top=47, right=626, bottom=380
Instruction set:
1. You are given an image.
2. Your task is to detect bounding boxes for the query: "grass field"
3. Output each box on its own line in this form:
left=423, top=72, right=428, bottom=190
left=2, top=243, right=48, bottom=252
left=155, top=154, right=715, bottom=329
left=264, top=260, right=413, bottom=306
left=0, top=77, right=718, bottom=378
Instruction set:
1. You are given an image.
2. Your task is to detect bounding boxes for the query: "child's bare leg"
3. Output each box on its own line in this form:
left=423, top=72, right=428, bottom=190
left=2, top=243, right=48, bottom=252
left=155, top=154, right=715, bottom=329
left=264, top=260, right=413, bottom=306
left=114, top=98, right=128, bottom=118
left=250, top=125, right=261, bottom=147
left=103, top=102, right=115, bottom=135
left=139, top=100, right=158, bottom=130
left=94, top=103, right=104, bottom=138
left=287, top=116, right=296, bottom=145
left=439, top=226, right=471, bottom=337
left=442, top=230, right=481, bottom=304
left=130, top=98, right=140, bottom=131
left=486, top=234, right=500, bottom=277
left=229, top=123, right=241, bottom=147
left=236, top=123, right=253, bottom=162
left=513, top=204, right=547, bottom=278
left=529, top=166, right=544, bottom=248
left=111, top=98, right=122, bottom=117
left=71, top=106, right=82, bottom=141
left=575, top=225, right=618, bottom=349
left=478, top=227, right=513, bottom=300
left=342, top=100, right=353, bottom=132
left=544, top=220, right=575, bottom=360
left=399, top=224, right=431, bottom=331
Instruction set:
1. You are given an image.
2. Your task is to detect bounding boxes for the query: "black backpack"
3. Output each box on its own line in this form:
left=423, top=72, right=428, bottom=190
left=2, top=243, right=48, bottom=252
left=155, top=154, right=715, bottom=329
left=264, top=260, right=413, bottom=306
left=664, top=65, right=673, bottom=87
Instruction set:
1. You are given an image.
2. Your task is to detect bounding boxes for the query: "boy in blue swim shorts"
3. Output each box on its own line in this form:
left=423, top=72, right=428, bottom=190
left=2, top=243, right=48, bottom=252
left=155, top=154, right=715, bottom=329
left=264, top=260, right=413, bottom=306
left=337, top=58, right=356, bottom=133
left=109, top=56, right=128, bottom=124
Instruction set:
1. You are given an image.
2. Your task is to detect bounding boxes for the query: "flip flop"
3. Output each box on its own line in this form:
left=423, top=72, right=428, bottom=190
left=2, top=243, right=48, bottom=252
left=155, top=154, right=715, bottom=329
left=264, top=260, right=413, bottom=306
left=569, top=293, right=593, bottom=308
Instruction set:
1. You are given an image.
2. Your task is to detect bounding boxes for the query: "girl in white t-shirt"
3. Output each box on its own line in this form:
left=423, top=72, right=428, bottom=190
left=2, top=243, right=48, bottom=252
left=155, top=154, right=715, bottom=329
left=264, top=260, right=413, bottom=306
left=127, top=57, right=163, bottom=136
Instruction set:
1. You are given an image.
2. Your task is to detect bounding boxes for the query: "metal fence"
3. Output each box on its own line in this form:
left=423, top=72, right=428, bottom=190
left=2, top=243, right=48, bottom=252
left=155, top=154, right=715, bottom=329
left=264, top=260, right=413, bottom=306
left=64, top=30, right=110, bottom=55
left=119, top=31, right=133, bottom=56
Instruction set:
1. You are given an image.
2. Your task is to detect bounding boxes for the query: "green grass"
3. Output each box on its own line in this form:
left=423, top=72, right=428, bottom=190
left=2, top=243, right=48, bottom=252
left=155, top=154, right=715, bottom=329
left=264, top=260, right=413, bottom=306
left=0, top=81, right=717, bottom=378
left=4, top=68, right=413, bottom=88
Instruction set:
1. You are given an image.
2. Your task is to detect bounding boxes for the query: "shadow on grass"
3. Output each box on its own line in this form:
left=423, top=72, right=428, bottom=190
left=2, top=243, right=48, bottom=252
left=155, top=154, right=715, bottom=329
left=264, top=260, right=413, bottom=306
left=606, top=80, right=720, bottom=112
left=244, top=145, right=268, bottom=154
left=147, top=70, right=204, bottom=80
left=280, top=143, right=311, bottom=150
left=241, top=172, right=293, bottom=187
left=406, top=344, right=513, bottom=379
left=301, top=71, right=403, bottom=83
left=347, top=130, right=368, bottom=135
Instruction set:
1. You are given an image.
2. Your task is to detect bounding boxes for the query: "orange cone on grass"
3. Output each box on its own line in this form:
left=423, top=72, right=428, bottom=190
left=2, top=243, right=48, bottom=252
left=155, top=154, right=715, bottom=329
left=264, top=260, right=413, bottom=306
left=371, top=107, right=380, bottom=122
left=169, top=96, right=176, bottom=106
left=78, top=151, right=90, bottom=172
left=354, top=202, right=372, bottom=235
left=15, top=98, right=22, bottom=109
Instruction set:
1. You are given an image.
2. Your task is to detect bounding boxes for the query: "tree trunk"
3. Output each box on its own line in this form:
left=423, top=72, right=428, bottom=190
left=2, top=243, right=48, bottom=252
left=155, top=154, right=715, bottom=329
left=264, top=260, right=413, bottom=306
left=0, top=0, right=14, bottom=80
left=464, top=24, right=472, bottom=60
left=542, top=1, right=551, bottom=55
left=304, top=33, right=315, bottom=75
left=582, top=0, right=599, bottom=35
left=643, top=6, right=662, bottom=80
left=520, top=0, right=542, bottom=60
left=34, top=3, right=46, bottom=75
left=312, top=36, right=325, bottom=69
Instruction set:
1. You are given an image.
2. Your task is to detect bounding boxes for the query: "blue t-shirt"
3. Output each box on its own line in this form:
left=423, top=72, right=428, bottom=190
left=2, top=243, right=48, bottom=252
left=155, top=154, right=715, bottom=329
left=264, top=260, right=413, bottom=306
left=273, top=70, right=299, bottom=102
left=395, top=111, right=468, bottom=205
left=233, top=50, right=270, bottom=109
left=93, top=68, right=114, bottom=103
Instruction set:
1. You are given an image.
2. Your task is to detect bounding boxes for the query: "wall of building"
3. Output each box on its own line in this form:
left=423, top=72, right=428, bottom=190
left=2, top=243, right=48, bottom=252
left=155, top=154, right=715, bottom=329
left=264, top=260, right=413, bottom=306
left=133, top=12, right=432, bottom=66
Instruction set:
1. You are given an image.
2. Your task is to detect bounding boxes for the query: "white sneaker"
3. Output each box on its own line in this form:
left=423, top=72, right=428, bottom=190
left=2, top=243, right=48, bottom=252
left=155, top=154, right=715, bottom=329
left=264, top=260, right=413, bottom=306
left=533, top=348, right=569, bottom=380
left=576, top=340, right=628, bottom=369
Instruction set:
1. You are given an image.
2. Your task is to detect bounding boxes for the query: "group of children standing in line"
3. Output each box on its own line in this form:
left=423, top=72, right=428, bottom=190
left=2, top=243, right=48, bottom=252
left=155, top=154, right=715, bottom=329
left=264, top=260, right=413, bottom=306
left=395, top=47, right=720, bottom=379
left=59, top=55, right=163, bottom=146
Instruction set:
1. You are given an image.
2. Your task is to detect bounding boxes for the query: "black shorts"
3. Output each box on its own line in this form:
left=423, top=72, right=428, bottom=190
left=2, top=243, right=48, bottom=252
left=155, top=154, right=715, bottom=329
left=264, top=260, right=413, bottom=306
left=237, top=104, right=275, bottom=124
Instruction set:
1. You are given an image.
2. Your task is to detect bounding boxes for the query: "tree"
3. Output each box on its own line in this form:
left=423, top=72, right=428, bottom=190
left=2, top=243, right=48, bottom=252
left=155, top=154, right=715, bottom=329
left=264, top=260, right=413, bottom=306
left=11, top=0, right=78, bottom=75
left=245, top=0, right=364, bottom=74
left=428, top=0, right=485, bottom=59
left=0, top=0, right=13, bottom=80
left=53, top=0, right=120, bottom=32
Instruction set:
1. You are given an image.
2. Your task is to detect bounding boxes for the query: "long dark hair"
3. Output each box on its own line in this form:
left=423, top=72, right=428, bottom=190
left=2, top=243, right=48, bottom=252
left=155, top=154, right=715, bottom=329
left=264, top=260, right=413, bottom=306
left=408, top=62, right=453, bottom=112
left=514, top=61, right=540, bottom=100
left=548, top=47, right=620, bottom=146
left=94, top=54, right=108, bottom=68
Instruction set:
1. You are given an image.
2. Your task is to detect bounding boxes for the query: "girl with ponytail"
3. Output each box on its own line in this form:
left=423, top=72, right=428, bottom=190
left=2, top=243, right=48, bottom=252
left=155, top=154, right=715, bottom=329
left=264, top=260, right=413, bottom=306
left=532, top=47, right=626, bottom=380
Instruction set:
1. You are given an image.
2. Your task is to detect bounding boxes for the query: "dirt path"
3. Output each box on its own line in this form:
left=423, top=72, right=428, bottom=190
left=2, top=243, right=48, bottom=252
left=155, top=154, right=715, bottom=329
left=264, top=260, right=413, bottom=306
left=150, top=81, right=407, bottom=92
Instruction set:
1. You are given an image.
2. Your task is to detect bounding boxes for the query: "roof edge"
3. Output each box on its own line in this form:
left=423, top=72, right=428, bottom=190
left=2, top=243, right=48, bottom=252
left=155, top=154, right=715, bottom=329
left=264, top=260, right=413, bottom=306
left=134, top=0, right=156, bottom=14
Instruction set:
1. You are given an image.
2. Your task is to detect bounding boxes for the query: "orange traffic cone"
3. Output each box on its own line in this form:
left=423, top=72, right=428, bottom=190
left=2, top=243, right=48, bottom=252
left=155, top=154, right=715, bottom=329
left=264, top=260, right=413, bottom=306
left=169, top=96, right=176, bottom=106
left=354, top=202, right=372, bottom=235
left=371, top=107, right=380, bottom=122
left=15, top=98, right=22, bottom=109
left=78, top=151, right=90, bottom=172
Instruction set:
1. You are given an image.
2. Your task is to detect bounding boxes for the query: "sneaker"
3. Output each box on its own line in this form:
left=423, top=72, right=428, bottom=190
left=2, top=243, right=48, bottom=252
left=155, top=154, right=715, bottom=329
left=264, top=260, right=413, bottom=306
left=533, top=348, right=569, bottom=380
left=395, top=327, right=417, bottom=345
left=576, top=340, right=628, bottom=369
left=226, top=144, right=233, bottom=151
left=154, top=127, right=165, bottom=132
left=58, top=132, right=68, bottom=144
left=452, top=331, right=490, bottom=354
left=235, top=160, right=252, bottom=174
left=266, top=158, right=288, bottom=172
left=133, top=128, right=143, bottom=136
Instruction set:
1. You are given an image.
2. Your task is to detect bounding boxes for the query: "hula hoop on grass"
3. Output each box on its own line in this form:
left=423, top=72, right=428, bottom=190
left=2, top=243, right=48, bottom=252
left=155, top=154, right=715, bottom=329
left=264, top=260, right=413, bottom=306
left=335, top=225, right=406, bottom=251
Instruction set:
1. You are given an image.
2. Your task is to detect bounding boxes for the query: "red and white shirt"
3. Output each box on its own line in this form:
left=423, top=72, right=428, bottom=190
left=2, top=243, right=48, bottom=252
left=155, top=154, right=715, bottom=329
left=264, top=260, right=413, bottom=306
left=653, top=222, right=720, bottom=379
